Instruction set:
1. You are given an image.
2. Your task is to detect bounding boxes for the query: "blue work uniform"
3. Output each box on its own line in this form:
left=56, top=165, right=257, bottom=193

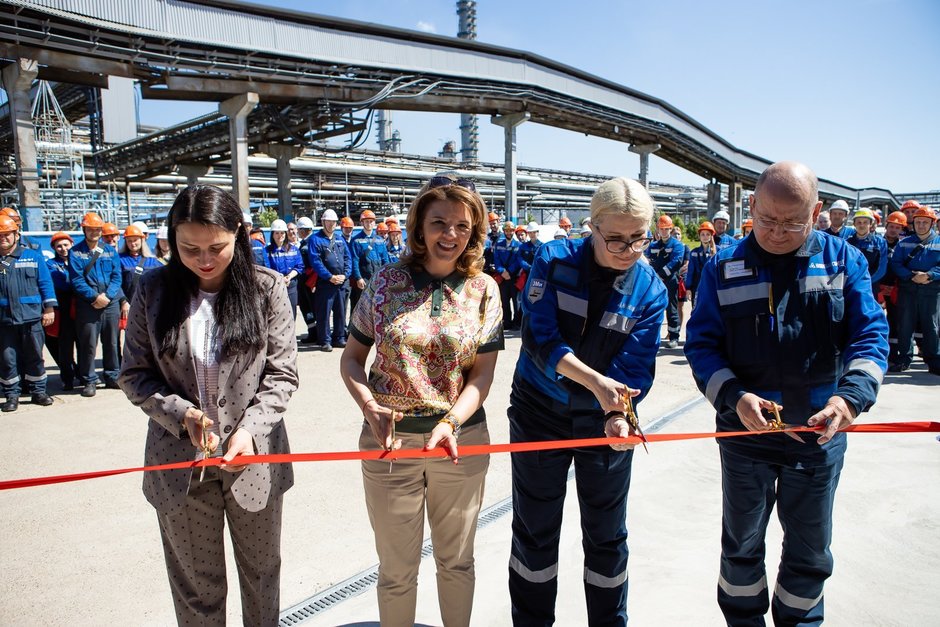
left=846, top=232, right=888, bottom=291
left=889, top=231, right=940, bottom=372
left=825, top=225, right=855, bottom=239
left=509, top=236, right=667, bottom=626
left=880, top=237, right=903, bottom=363
left=646, top=235, right=685, bottom=341
left=684, top=231, right=887, bottom=625
left=265, top=243, right=305, bottom=315
left=686, top=242, right=718, bottom=305
left=308, top=228, right=352, bottom=348
left=45, top=255, right=77, bottom=388
left=386, top=241, right=405, bottom=263
left=250, top=238, right=266, bottom=265
left=69, top=240, right=122, bottom=386
left=297, top=235, right=317, bottom=340
left=715, top=232, right=738, bottom=251
left=483, top=230, right=500, bottom=275
left=349, top=230, right=390, bottom=311
left=119, top=253, right=163, bottom=305
left=493, top=235, right=521, bottom=328
left=0, top=245, right=57, bottom=399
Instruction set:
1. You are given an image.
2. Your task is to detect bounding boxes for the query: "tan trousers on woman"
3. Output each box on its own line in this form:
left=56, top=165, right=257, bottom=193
left=360, top=421, right=490, bottom=627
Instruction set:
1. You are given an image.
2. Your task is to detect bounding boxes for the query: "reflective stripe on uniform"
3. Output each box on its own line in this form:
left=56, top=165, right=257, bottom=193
left=600, top=311, right=637, bottom=334
left=844, top=358, right=884, bottom=384
left=0, top=375, right=21, bottom=386
left=774, top=582, right=823, bottom=611
left=718, top=573, right=767, bottom=597
left=584, top=566, right=628, bottom=589
left=798, top=273, right=845, bottom=293
left=509, top=556, right=558, bottom=583
left=556, top=292, right=588, bottom=317
left=705, top=368, right=736, bottom=405
left=24, top=373, right=47, bottom=382
left=716, top=282, right=770, bottom=306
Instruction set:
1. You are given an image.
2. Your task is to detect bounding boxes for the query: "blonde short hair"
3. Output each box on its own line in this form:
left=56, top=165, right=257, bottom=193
left=590, top=177, right=655, bottom=228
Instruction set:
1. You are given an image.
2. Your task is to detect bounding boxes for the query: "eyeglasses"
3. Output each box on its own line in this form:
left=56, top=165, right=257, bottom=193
left=594, top=226, right=652, bottom=253
left=754, top=216, right=811, bottom=233
left=427, top=175, right=476, bottom=192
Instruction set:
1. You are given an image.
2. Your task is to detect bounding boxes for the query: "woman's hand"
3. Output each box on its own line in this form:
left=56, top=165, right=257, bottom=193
left=426, top=421, right=459, bottom=463
left=221, top=428, right=255, bottom=472
left=589, top=374, right=640, bottom=414
left=182, top=407, right=220, bottom=452
left=363, top=399, right=403, bottom=451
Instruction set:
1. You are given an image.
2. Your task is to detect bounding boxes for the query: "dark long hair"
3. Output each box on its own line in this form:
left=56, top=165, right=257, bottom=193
left=155, top=185, right=266, bottom=358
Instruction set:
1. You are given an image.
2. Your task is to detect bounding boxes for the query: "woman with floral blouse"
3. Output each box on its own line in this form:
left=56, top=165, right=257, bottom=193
left=340, top=173, right=503, bottom=627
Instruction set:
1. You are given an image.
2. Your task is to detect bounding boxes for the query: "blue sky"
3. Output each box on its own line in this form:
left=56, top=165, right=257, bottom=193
left=139, top=0, right=940, bottom=193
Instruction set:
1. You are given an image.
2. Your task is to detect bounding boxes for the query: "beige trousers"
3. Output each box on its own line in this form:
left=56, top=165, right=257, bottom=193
left=156, top=466, right=284, bottom=627
left=360, top=421, right=490, bottom=627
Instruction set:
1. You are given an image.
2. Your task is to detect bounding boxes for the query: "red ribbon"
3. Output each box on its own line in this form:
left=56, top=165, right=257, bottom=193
left=2, top=421, right=937, bottom=492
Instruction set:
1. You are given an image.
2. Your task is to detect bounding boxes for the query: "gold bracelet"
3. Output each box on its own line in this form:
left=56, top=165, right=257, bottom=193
left=438, top=413, right=461, bottom=439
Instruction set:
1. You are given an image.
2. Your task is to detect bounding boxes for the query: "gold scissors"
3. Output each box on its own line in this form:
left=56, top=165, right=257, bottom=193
left=199, top=413, right=211, bottom=481
left=622, top=394, right=649, bottom=454
left=767, top=403, right=803, bottom=442
left=388, top=412, right=396, bottom=474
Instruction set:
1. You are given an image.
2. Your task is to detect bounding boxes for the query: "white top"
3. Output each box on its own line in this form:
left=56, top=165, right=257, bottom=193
left=188, top=290, right=222, bottom=457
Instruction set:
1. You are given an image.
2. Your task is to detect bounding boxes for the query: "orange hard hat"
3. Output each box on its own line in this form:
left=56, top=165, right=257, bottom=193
left=900, top=200, right=922, bottom=211
left=515, top=225, right=526, bottom=233
left=123, top=225, right=144, bottom=238
left=698, top=221, right=716, bottom=234
left=886, top=211, right=908, bottom=227
left=558, top=217, right=572, bottom=227
left=0, top=215, right=18, bottom=234
left=912, top=206, right=937, bottom=222
left=503, top=221, right=515, bottom=230
left=388, top=224, right=402, bottom=233
left=657, top=215, right=674, bottom=229
left=385, top=217, right=399, bottom=225
left=50, top=231, right=73, bottom=245
left=102, top=222, right=119, bottom=236
left=376, top=222, right=389, bottom=233
left=488, top=212, right=500, bottom=222
left=250, top=230, right=265, bottom=243
left=872, top=211, right=882, bottom=225
left=1, top=207, right=21, bottom=224
left=339, top=216, right=355, bottom=228
left=360, top=210, right=376, bottom=220
left=742, top=218, right=753, bottom=228
left=81, top=212, right=105, bottom=228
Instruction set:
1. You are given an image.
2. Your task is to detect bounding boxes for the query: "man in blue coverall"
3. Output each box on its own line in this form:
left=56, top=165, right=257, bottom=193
left=69, top=212, right=123, bottom=397
left=823, top=199, right=855, bottom=239
left=0, top=215, right=57, bottom=411
left=494, top=220, right=521, bottom=329
left=508, top=177, right=666, bottom=626
left=685, top=161, right=888, bottom=626
left=349, top=209, right=390, bottom=312
left=646, top=214, right=684, bottom=348
left=308, top=208, right=351, bottom=352
left=846, top=208, right=887, bottom=294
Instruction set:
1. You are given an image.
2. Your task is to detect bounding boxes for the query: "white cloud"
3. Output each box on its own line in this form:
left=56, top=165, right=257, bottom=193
left=416, top=20, right=436, bottom=33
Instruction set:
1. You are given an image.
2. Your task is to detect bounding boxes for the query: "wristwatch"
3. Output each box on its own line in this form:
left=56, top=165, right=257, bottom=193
left=438, top=413, right=461, bottom=439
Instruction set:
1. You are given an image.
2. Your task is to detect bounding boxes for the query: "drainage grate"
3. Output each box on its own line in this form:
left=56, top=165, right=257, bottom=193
left=279, top=397, right=703, bottom=624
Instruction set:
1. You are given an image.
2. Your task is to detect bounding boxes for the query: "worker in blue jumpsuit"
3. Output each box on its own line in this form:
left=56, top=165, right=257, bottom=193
left=846, top=209, right=887, bottom=293
left=308, top=209, right=351, bottom=352
left=711, top=210, right=738, bottom=250
left=69, top=212, right=123, bottom=397
left=0, top=215, right=57, bottom=411
left=509, top=177, right=666, bottom=626
left=349, top=210, right=390, bottom=312
left=686, top=221, right=718, bottom=308
left=685, top=162, right=888, bottom=626
left=494, top=221, right=521, bottom=329
left=823, top=199, right=855, bottom=239
left=645, top=215, right=684, bottom=348
left=888, top=206, right=940, bottom=374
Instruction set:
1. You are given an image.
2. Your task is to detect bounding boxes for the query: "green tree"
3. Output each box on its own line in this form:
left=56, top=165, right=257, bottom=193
left=256, top=208, right=278, bottom=228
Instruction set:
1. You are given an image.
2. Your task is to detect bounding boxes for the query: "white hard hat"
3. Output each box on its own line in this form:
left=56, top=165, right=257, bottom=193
left=320, top=209, right=339, bottom=222
left=270, top=219, right=288, bottom=232
left=156, top=225, right=169, bottom=239
left=242, top=212, right=253, bottom=225
left=526, top=221, right=540, bottom=232
left=132, top=221, right=149, bottom=234
left=580, top=225, right=592, bottom=235
left=830, top=199, right=850, bottom=212
left=297, top=216, right=315, bottom=230
left=553, top=228, right=568, bottom=239
left=713, top=210, right=731, bottom=222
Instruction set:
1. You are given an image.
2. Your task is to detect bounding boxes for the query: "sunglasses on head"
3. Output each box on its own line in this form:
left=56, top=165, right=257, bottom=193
left=427, top=175, right=476, bottom=192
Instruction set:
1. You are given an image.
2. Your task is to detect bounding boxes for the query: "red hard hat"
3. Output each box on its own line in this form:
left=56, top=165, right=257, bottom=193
left=886, top=211, right=908, bottom=227
left=912, top=206, right=937, bottom=222
left=657, top=215, right=674, bottom=229
left=698, top=221, right=716, bottom=233
left=51, top=231, right=73, bottom=245
left=81, top=212, right=105, bottom=228
left=559, top=217, right=573, bottom=227
left=102, top=222, right=120, bottom=236
left=900, top=200, right=922, bottom=211
left=0, top=215, right=18, bottom=234
left=360, top=210, right=376, bottom=220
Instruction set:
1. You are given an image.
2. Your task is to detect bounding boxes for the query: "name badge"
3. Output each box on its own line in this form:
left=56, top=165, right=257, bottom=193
left=721, top=259, right=756, bottom=281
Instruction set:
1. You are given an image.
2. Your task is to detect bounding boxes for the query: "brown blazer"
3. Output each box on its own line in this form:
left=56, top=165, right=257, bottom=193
left=119, top=265, right=298, bottom=516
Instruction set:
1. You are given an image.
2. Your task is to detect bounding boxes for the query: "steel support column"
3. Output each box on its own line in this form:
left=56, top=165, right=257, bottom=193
left=261, top=143, right=304, bottom=218
left=728, top=181, right=743, bottom=232
left=1, top=58, right=40, bottom=208
left=707, top=181, right=722, bottom=217
left=491, top=112, right=529, bottom=223
left=628, top=143, right=661, bottom=188
left=219, top=92, right=259, bottom=209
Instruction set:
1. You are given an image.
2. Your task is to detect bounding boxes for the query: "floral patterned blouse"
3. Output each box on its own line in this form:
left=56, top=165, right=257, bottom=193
left=349, top=263, right=504, bottom=431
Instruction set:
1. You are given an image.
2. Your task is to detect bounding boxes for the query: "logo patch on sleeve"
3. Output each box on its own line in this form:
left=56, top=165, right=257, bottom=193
left=527, top=279, right=546, bottom=303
